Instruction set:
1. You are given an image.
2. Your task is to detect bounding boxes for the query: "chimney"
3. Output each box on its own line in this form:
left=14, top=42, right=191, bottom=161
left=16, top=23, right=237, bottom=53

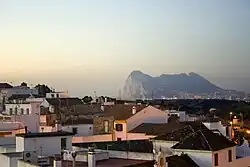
left=132, top=106, right=136, bottom=114
left=53, top=154, right=62, bottom=167
left=88, top=146, right=96, bottom=167
left=55, top=120, right=62, bottom=132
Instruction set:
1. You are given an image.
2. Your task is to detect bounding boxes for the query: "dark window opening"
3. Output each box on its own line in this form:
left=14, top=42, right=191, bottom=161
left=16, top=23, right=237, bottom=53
left=214, top=153, right=218, bottom=166
left=56, top=94, right=59, bottom=98
left=61, top=138, right=67, bottom=150
left=51, top=94, right=55, bottom=98
left=21, top=108, right=24, bottom=115
left=26, top=108, right=30, bottom=114
left=72, top=127, right=78, bottom=134
left=117, top=138, right=122, bottom=141
left=115, top=124, right=123, bottom=131
left=226, top=126, right=229, bottom=136
left=228, top=150, right=232, bottom=162
left=15, top=107, right=18, bottom=115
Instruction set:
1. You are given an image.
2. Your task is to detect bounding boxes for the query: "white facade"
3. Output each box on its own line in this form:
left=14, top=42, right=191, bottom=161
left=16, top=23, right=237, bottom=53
left=5, top=103, right=32, bottom=115
left=1, top=101, right=41, bottom=133
left=62, top=124, right=93, bottom=136
left=16, top=135, right=72, bottom=156
left=0, top=153, right=22, bottom=167
left=4, top=101, right=41, bottom=116
left=46, top=91, right=69, bottom=98
left=153, top=140, right=178, bottom=156
left=165, top=110, right=187, bottom=122
left=203, top=121, right=231, bottom=138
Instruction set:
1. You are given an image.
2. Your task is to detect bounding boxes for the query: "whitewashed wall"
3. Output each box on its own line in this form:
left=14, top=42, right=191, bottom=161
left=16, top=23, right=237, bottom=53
left=16, top=136, right=72, bottom=156
left=5, top=104, right=32, bottom=115
left=18, top=160, right=39, bottom=167
left=62, top=124, right=93, bottom=136
left=0, top=154, right=11, bottom=167
left=0, top=154, right=22, bottom=167
left=154, top=140, right=178, bottom=155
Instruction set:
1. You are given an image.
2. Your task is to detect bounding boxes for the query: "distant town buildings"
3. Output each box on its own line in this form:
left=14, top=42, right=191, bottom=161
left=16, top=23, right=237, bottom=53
left=0, top=82, right=250, bottom=166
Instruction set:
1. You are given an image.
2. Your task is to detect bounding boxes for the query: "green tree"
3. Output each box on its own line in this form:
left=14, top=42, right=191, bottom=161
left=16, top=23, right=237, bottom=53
left=82, top=96, right=93, bottom=104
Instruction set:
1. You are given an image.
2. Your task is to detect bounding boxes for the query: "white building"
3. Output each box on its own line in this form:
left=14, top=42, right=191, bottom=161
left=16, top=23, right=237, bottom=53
left=61, top=118, right=93, bottom=137
left=0, top=130, right=74, bottom=167
left=46, top=91, right=69, bottom=99
left=5, top=103, right=32, bottom=115
left=165, top=110, right=187, bottom=122
left=1, top=101, right=41, bottom=133
left=203, top=118, right=232, bottom=138
left=16, top=131, right=73, bottom=156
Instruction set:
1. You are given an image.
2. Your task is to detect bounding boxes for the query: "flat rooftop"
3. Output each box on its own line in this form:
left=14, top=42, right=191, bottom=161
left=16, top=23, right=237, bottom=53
left=0, top=144, right=16, bottom=149
left=62, top=159, right=154, bottom=167
left=3, top=152, right=22, bottom=158
left=16, top=131, right=75, bottom=138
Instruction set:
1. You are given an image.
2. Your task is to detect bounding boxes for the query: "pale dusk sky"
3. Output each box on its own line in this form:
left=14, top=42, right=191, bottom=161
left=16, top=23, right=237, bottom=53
left=0, top=0, right=250, bottom=96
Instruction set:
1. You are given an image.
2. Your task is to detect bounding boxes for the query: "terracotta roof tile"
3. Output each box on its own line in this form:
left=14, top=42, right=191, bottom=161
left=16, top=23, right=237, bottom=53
left=130, top=121, right=205, bottom=136
left=103, top=104, right=147, bottom=120
left=166, top=154, right=199, bottom=167
left=171, top=129, right=236, bottom=151
left=154, top=122, right=208, bottom=141
left=46, top=98, right=82, bottom=107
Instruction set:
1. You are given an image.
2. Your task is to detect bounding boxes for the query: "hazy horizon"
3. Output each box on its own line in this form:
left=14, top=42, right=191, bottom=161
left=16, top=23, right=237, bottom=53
left=1, top=0, right=250, bottom=96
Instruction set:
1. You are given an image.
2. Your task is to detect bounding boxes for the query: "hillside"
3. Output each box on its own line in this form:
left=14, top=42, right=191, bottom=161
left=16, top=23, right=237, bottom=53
left=123, top=71, right=224, bottom=100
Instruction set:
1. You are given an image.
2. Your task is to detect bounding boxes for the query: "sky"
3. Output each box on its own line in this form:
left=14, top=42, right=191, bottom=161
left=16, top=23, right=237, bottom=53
left=0, top=0, right=250, bottom=96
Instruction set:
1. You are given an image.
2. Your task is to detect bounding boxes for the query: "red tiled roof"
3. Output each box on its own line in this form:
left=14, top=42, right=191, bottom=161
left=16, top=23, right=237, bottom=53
left=103, top=104, right=147, bottom=120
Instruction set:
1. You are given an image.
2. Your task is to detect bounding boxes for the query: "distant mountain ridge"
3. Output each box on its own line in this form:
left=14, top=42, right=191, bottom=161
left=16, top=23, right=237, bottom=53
left=123, top=71, right=225, bottom=100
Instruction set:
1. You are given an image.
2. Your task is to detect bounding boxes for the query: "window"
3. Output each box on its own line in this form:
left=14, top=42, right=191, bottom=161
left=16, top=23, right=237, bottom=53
left=9, top=108, right=13, bottom=115
left=159, top=158, right=164, bottom=166
left=117, top=138, right=122, bottom=141
left=228, top=150, right=232, bottom=162
left=104, top=120, right=109, bottom=133
left=15, top=107, right=18, bottom=115
left=20, top=108, right=24, bottom=115
left=26, top=108, right=30, bottom=115
left=51, top=94, right=55, bottom=98
left=115, top=124, right=123, bottom=131
left=226, top=126, right=229, bottom=136
left=72, top=127, right=78, bottom=134
left=214, top=153, right=218, bottom=166
left=61, top=138, right=67, bottom=150
left=56, top=94, right=59, bottom=98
